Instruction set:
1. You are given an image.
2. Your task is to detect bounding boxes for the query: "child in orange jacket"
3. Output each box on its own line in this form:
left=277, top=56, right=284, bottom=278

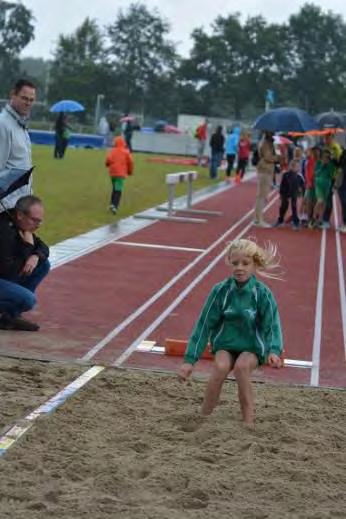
left=105, top=136, right=134, bottom=214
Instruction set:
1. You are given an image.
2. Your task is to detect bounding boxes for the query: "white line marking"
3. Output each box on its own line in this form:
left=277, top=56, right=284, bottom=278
left=310, top=229, right=327, bottom=387
left=136, top=343, right=313, bottom=368
left=0, top=366, right=104, bottom=457
left=81, top=193, right=278, bottom=362
left=111, top=241, right=205, bottom=253
left=112, top=194, right=279, bottom=367
left=333, top=197, right=346, bottom=360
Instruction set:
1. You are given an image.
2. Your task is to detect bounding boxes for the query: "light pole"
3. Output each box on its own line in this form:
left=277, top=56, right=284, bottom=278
left=94, top=94, right=105, bottom=132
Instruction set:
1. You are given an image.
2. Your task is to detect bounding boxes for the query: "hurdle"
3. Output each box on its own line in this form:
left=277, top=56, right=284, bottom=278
left=135, top=170, right=222, bottom=223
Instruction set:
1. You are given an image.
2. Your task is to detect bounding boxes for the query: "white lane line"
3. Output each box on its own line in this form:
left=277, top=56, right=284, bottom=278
left=81, top=193, right=278, bottom=362
left=333, top=197, right=346, bottom=360
left=310, top=229, right=327, bottom=387
left=111, top=241, right=205, bottom=253
left=0, top=366, right=104, bottom=457
left=112, top=194, right=279, bottom=367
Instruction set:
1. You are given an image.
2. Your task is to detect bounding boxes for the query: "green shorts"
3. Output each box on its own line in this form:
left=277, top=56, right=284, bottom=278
left=304, top=187, right=316, bottom=203
left=315, top=180, right=331, bottom=202
left=111, top=177, right=125, bottom=191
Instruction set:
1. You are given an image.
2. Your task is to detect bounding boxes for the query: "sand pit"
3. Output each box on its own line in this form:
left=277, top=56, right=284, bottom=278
left=0, top=357, right=82, bottom=432
left=0, top=366, right=345, bottom=518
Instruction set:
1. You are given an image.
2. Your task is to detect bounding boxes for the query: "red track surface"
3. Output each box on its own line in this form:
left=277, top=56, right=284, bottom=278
left=1, top=178, right=345, bottom=388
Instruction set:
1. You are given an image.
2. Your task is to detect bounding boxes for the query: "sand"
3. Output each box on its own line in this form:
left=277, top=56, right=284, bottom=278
left=0, top=360, right=345, bottom=519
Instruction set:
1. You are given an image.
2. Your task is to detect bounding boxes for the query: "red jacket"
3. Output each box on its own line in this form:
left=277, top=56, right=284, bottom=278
left=305, top=157, right=316, bottom=189
left=238, top=138, right=251, bottom=159
left=105, top=136, right=134, bottom=178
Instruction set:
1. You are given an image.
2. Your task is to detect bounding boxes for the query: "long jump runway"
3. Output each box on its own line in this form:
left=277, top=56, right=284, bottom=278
left=0, top=178, right=345, bottom=389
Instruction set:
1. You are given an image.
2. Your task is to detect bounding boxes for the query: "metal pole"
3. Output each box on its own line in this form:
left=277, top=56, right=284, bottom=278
left=186, top=176, right=193, bottom=209
left=167, top=184, right=175, bottom=217
left=94, top=94, right=104, bottom=132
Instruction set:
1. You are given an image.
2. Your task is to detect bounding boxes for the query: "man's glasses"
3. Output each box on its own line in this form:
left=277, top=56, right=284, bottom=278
left=23, top=213, right=43, bottom=225
left=18, top=95, right=35, bottom=104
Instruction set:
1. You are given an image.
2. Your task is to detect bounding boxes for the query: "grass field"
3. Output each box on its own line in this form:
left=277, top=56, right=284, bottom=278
left=32, top=146, right=213, bottom=245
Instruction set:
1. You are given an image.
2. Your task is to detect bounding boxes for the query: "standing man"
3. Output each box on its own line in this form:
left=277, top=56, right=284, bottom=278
left=0, top=78, right=36, bottom=211
left=0, top=195, right=50, bottom=331
left=254, top=131, right=280, bottom=227
left=195, top=119, right=208, bottom=166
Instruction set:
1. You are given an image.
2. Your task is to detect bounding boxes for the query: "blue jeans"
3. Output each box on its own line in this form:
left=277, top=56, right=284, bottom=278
left=209, top=152, right=223, bottom=179
left=0, top=260, right=50, bottom=318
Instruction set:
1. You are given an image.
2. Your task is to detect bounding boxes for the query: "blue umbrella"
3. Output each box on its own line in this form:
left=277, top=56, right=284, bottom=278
left=253, top=107, right=319, bottom=133
left=50, top=100, right=85, bottom=113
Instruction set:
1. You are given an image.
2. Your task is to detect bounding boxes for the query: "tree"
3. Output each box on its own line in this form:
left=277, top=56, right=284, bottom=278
left=48, top=18, right=111, bottom=114
left=0, top=1, right=34, bottom=96
left=106, top=3, right=178, bottom=114
left=288, top=3, right=346, bottom=113
left=180, top=13, right=290, bottom=119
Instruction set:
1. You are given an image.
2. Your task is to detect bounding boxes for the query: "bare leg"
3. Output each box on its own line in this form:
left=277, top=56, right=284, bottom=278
left=201, top=350, right=235, bottom=416
left=233, top=352, right=258, bottom=426
left=313, top=199, right=325, bottom=222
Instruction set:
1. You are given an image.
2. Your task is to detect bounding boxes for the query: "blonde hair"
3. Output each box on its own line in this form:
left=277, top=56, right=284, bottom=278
left=225, top=238, right=283, bottom=280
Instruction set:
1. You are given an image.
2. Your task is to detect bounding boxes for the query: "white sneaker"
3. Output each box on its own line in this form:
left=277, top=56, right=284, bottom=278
left=338, top=224, right=346, bottom=233
left=253, top=220, right=271, bottom=228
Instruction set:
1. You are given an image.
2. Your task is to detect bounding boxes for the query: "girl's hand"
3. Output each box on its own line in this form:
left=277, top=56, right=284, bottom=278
left=268, top=353, right=283, bottom=368
left=178, top=363, right=193, bottom=381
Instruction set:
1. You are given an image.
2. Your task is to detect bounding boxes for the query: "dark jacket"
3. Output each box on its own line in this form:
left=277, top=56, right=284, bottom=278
left=210, top=132, right=225, bottom=154
left=0, top=210, right=49, bottom=281
left=280, top=170, right=304, bottom=198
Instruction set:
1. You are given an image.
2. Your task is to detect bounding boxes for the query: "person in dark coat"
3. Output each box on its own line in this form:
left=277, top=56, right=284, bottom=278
left=273, top=159, right=304, bottom=230
left=54, top=112, right=70, bottom=159
left=0, top=195, right=50, bottom=331
left=209, top=126, right=225, bottom=179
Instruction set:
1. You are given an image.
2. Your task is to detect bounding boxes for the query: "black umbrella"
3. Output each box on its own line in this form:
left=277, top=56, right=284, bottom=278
left=0, top=167, right=34, bottom=208
left=316, top=111, right=345, bottom=129
left=253, top=107, right=319, bottom=133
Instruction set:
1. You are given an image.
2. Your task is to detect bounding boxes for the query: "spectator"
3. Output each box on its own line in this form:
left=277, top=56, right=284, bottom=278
left=273, top=159, right=304, bottom=231
left=254, top=131, right=280, bottom=227
left=300, top=146, right=320, bottom=226
left=98, top=115, right=110, bottom=148
left=336, top=148, right=346, bottom=233
left=121, top=116, right=134, bottom=152
left=54, top=112, right=71, bottom=159
left=0, top=195, right=50, bottom=331
left=0, top=78, right=36, bottom=211
left=195, top=119, right=208, bottom=166
left=235, top=132, right=251, bottom=182
left=311, top=149, right=335, bottom=228
left=225, top=127, right=239, bottom=182
left=322, top=134, right=343, bottom=228
left=105, top=136, right=134, bottom=214
left=209, top=126, right=225, bottom=180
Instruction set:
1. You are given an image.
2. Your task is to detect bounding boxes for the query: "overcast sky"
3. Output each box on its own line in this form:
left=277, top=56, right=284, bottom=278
left=21, top=0, right=346, bottom=59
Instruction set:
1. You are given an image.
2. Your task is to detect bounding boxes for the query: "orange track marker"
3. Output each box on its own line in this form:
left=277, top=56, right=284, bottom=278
left=165, top=338, right=213, bottom=359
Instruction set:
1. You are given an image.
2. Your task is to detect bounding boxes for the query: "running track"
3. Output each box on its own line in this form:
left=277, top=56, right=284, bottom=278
left=0, top=177, right=345, bottom=389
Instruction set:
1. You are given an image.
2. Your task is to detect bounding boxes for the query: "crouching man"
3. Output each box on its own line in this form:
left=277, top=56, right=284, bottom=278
left=0, top=195, right=50, bottom=331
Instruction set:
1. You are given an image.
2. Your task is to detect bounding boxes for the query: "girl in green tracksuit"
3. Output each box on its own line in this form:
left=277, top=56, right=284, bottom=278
left=179, top=238, right=283, bottom=427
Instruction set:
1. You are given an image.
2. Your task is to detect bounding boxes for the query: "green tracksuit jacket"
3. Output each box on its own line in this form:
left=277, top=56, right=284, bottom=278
left=184, top=275, right=283, bottom=365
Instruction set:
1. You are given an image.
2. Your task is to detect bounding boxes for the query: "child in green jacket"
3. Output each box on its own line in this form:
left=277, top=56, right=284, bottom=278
left=179, top=238, right=283, bottom=427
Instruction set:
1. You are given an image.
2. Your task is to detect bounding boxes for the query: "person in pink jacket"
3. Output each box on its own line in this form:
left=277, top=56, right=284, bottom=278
left=105, top=136, right=134, bottom=214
